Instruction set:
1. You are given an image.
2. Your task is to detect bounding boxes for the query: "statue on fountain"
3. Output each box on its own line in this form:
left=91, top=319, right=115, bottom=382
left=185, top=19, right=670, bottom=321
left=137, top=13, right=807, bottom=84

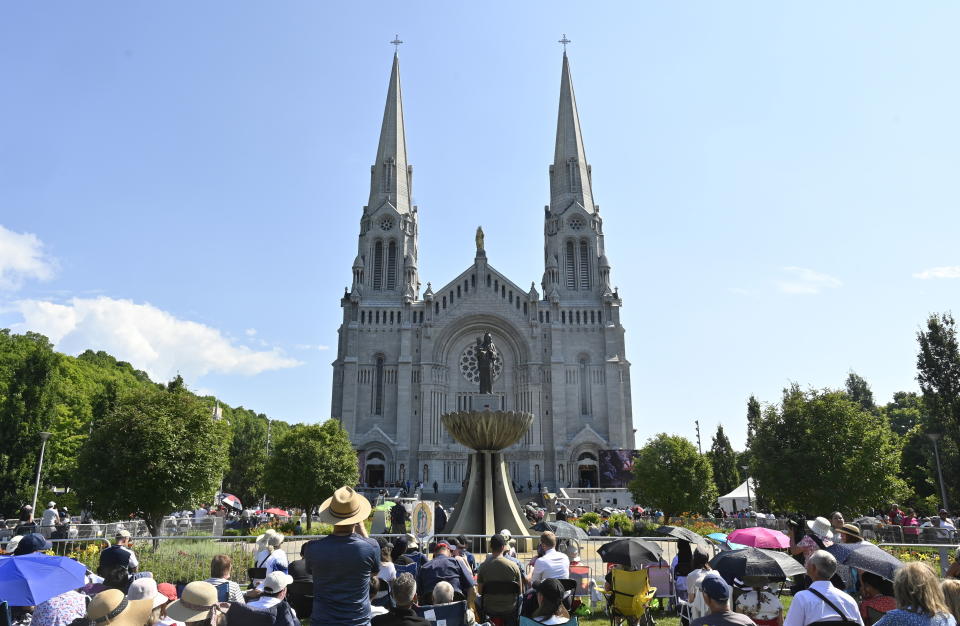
left=476, top=332, right=496, bottom=394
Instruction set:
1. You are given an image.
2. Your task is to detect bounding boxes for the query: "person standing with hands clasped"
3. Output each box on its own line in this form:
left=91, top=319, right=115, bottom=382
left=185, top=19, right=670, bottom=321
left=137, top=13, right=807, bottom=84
left=304, top=486, right=379, bottom=626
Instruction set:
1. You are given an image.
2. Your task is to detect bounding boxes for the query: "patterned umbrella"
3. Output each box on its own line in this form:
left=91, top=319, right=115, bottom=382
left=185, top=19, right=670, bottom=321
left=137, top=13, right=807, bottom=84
left=219, top=493, right=242, bottom=511
left=727, top=527, right=791, bottom=549
left=709, top=547, right=805, bottom=585
left=826, top=541, right=904, bottom=581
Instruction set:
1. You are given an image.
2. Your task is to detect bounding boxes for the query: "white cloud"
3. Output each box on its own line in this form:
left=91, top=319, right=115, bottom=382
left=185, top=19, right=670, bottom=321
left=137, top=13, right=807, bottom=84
left=913, top=266, right=960, bottom=280
left=0, top=225, right=57, bottom=290
left=776, top=266, right=842, bottom=295
left=13, top=296, right=302, bottom=382
left=295, top=343, right=331, bottom=351
left=245, top=328, right=257, bottom=336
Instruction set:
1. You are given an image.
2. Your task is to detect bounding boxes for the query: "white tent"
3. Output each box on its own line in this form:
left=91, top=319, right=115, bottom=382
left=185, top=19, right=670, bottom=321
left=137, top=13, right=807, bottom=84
left=717, top=478, right=758, bottom=514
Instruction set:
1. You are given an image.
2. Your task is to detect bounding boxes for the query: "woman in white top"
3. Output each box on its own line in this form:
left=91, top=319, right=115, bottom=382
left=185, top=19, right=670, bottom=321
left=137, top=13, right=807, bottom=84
left=379, top=543, right=397, bottom=583
left=252, top=530, right=288, bottom=587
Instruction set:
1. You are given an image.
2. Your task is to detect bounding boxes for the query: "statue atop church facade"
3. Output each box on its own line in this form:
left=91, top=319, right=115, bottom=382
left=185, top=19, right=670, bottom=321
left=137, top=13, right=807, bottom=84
left=475, top=331, right=496, bottom=393
left=475, top=226, right=485, bottom=252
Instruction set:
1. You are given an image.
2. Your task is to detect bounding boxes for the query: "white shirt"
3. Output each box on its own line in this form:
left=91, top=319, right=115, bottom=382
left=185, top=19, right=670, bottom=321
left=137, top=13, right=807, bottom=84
left=783, top=580, right=863, bottom=626
left=530, top=548, right=570, bottom=584
left=247, top=595, right=296, bottom=617
left=379, top=561, right=397, bottom=582
left=41, top=508, right=60, bottom=527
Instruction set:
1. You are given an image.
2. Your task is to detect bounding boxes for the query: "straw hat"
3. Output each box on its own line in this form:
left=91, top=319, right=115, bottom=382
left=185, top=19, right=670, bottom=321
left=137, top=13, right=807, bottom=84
left=166, top=581, right=220, bottom=623
left=317, top=486, right=372, bottom=527
left=837, top=523, right=862, bottom=541
left=87, top=589, right=154, bottom=626
left=806, top=516, right=835, bottom=540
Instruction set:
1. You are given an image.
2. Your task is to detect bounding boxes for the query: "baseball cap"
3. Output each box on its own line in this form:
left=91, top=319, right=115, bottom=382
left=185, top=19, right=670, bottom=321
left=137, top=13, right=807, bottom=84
left=701, top=575, right=730, bottom=602
left=116, top=529, right=132, bottom=539
left=262, top=571, right=294, bottom=594
left=14, top=533, right=51, bottom=555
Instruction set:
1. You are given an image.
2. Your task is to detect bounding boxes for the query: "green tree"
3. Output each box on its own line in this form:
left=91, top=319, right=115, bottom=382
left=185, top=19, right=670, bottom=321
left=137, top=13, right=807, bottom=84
left=883, top=392, right=924, bottom=437
left=750, top=385, right=906, bottom=514
left=845, top=372, right=876, bottom=412
left=629, top=434, right=717, bottom=517
left=73, top=383, right=230, bottom=534
left=707, top=424, right=740, bottom=496
left=263, top=420, right=358, bottom=529
left=746, top=395, right=761, bottom=450
left=0, top=331, right=60, bottom=513
left=221, top=408, right=269, bottom=506
left=916, top=312, right=960, bottom=506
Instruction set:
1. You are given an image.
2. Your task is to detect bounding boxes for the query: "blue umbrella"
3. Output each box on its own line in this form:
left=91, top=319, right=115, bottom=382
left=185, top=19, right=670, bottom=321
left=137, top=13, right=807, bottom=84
left=706, top=532, right=748, bottom=551
left=0, top=554, right=86, bottom=606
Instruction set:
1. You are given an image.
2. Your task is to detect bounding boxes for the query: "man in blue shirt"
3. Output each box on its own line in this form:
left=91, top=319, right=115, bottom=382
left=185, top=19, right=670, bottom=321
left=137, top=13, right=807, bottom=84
left=416, top=542, right=476, bottom=605
left=306, top=487, right=379, bottom=626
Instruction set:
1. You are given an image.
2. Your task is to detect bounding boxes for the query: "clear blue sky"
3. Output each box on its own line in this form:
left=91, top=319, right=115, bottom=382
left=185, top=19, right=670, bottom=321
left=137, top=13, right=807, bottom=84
left=2, top=2, right=958, bottom=450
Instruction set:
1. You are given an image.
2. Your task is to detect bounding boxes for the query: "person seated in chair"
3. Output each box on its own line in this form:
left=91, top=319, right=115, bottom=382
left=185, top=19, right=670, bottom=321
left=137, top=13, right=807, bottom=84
left=372, top=573, right=430, bottom=626
left=693, top=576, right=757, bottom=626
left=371, top=578, right=390, bottom=619
left=432, top=581, right=477, bottom=625
left=477, top=533, right=524, bottom=619
left=247, top=571, right=299, bottom=626
left=416, top=542, right=476, bottom=605
left=528, top=578, right=572, bottom=625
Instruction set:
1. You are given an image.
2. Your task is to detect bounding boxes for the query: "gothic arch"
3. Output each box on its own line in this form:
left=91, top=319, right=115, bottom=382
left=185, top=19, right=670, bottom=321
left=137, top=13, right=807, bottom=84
left=430, top=313, right=531, bottom=366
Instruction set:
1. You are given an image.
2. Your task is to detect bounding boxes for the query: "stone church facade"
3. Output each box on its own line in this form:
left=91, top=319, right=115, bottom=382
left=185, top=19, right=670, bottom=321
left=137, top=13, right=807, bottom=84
left=331, top=52, right=635, bottom=492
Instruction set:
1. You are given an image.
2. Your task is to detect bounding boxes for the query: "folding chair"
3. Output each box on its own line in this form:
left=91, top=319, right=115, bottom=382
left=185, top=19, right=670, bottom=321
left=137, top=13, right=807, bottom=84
left=645, top=563, right=675, bottom=611
left=286, top=580, right=314, bottom=619
left=396, top=561, right=419, bottom=577
left=478, top=580, right=523, bottom=626
left=415, top=600, right=469, bottom=626
left=605, top=569, right=657, bottom=626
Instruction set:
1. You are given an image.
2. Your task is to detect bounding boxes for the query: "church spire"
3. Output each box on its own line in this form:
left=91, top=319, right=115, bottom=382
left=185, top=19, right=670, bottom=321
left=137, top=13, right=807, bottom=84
left=549, top=52, right=595, bottom=214
left=368, top=53, right=411, bottom=213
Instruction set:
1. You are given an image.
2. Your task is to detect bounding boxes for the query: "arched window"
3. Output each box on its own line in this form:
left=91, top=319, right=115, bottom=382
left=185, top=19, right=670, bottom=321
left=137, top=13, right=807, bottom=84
left=565, top=240, right=577, bottom=289
left=361, top=311, right=366, bottom=324
left=579, top=356, right=590, bottom=415
left=373, top=241, right=384, bottom=290
left=387, top=241, right=397, bottom=289
left=579, top=240, right=591, bottom=290
left=374, top=355, right=385, bottom=415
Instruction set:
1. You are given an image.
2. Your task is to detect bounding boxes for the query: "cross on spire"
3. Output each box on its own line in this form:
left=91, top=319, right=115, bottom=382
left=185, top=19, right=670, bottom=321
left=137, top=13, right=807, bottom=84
left=390, top=34, right=403, bottom=53
left=558, top=33, right=571, bottom=52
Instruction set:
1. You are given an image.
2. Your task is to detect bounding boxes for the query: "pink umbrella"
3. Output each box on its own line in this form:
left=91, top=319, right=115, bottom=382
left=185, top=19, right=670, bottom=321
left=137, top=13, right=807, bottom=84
left=727, top=527, right=791, bottom=549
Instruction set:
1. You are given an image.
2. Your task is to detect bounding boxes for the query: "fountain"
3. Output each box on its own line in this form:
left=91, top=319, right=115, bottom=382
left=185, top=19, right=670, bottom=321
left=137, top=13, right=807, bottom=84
left=440, top=332, right=533, bottom=549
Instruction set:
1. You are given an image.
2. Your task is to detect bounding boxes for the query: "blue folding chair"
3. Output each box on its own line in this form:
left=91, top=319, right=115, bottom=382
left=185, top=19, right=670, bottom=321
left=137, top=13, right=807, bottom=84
left=415, top=600, right=468, bottom=626
left=396, top=561, right=419, bottom=577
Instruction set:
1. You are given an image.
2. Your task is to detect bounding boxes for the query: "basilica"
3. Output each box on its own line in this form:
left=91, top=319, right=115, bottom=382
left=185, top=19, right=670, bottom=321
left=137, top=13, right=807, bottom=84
left=331, top=51, right=635, bottom=493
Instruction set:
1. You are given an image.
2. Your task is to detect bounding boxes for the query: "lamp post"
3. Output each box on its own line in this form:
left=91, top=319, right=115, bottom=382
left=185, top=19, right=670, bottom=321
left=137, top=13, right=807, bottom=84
left=927, top=433, right=950, bottom=512
left=31, top=432, right=52, bottom=513
left=741, top=465, right=752, bottom=523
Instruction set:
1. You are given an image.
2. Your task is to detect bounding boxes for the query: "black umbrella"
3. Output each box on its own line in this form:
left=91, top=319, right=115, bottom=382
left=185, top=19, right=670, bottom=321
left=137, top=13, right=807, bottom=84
left=598, top=538, right=664, bottom=569
left=531, top=520, right=588, bottom=540
left=826, top=542, right=904, bottom=581
left=656, top=525, right=709, bottom=546
left=709, top=547, right=806, bottom=585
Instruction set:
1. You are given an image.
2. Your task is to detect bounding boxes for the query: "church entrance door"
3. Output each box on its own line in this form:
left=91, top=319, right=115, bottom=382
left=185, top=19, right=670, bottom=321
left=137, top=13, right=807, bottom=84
left=578, top=465, right=598, bottom=489
left=366, top=465, right=385, bottom=487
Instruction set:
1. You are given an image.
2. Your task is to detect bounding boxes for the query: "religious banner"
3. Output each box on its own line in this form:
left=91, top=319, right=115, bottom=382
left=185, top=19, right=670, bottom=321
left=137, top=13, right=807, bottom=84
left=411, top=500, right=434, bottom=546
left=599, top=449, right=637, bottom=488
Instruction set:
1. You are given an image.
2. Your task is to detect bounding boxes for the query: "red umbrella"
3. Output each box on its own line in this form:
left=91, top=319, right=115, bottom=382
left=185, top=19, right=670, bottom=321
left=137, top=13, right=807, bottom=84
left=727, top=527, right=791, bottom=549
left=261, top=508, right=290, bottom=517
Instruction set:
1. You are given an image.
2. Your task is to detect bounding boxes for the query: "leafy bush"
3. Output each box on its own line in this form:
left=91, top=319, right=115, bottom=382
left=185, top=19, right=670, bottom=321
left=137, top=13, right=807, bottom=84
left=573, top=512, right=601, bottom=531
left=608, top=513, right=633, bottom=534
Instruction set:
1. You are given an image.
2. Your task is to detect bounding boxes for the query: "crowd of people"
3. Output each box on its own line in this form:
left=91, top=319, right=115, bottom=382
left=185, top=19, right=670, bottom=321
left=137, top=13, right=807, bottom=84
left=6, top=488, right=960, bottom=626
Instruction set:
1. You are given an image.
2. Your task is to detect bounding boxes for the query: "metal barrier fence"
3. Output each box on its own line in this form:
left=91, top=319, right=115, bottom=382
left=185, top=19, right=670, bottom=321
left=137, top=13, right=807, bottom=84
left=879, top=542, right=960, bottom=577
left=48, top=533, right=684, bottom=589
left=2, top=516, right=224, bottom=541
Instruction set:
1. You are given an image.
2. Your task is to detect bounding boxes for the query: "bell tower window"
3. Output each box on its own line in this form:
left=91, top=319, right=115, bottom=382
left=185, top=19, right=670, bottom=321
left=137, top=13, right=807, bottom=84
left=374, top=355, right=385, bottom=416
left=579, top=240, right=591, bottom=290
left=565, top=240, right=576, bottom=290
left=387, top=240, right=397, bottom=290
left=373, top=241, right=384, bottom=290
